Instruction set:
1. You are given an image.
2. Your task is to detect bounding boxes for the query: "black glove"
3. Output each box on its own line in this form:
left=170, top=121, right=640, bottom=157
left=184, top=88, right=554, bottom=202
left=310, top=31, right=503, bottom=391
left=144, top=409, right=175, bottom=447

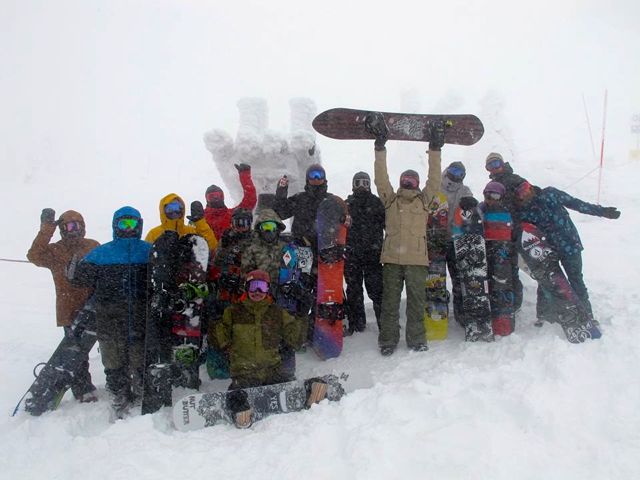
left=601, top=207, right=621, bottom=219
left=364, top=112, right=388, bottom=151
left=429, top=119, right=446, bottom=151
left=459, top=196, right=478, bottom=211
left=41, top=208, right=57, bottom=225
left=187, top=201, right=205, bottom=222
left=234, top=163, right=251, bottom=172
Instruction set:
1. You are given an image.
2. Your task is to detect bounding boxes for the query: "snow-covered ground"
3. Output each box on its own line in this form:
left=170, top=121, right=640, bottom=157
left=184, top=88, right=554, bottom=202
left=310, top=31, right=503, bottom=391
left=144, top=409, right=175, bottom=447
left=2, top=1, right=640, bottom=479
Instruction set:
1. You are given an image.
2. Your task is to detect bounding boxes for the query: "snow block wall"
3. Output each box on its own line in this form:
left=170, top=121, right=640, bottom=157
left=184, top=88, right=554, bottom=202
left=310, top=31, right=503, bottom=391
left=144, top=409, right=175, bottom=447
left=203, top=97, right=321, bottom=199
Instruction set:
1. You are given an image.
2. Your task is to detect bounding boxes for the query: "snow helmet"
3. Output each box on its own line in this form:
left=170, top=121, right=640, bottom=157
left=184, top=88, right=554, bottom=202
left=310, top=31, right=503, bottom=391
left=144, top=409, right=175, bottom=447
left=352, top=171, right=371, bottom=191
left=485, top=152, right=505, bottom=172
left=205, top=184, right=225, bottom=208
left=400, top=169, right=420, bottom=189
left=231, top=208, right=253, bottom=231
left=445, top=162, right=466, bottom=183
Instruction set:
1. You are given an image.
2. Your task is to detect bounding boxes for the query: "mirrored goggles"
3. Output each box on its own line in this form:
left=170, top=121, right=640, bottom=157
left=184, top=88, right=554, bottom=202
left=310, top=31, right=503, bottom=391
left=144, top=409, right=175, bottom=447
left=62, top=221, right=82, bottom=232
left=117, top=218, right=139, bottom=230
left=232, top=217, right=252, bottom=230
left=486, top=159, right=504, bottom=171
left=445, top=166, right=465, bottom=182
left=353, top=178, right=371, bottom=189
left=307, top=168, right=325, bottom=181
left=483, top=191, right=503, bottom=200
left=400, top=175, right=419, bottom=189
left=247, top=279, right=269, bottom=294
left=164, top=201, right=183, bottom=218
left=259, top=221, right=278, bottom=232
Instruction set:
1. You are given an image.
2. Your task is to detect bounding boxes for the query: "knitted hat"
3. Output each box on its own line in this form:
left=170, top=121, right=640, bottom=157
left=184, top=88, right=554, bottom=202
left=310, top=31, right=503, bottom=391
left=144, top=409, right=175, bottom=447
left=483, top=181, right=506, bottom=196
left=485, top=152, right=504, bottom=167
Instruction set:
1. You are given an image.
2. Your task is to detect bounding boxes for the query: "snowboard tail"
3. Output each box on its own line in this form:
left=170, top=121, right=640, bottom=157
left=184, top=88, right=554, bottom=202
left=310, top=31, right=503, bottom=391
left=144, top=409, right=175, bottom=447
left=424, top=193, right=449, bottom=340
left=312, top=108, right=484, bottom=146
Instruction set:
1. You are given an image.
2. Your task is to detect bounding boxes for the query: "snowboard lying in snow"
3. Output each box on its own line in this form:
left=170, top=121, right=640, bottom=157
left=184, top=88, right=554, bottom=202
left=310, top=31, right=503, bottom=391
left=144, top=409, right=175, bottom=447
left=173, top=373, right=348, bottom=431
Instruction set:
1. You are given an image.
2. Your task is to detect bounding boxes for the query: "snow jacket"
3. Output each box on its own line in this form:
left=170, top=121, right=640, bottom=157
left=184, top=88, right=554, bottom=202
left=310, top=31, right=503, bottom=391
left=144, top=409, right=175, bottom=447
left=145, top=193, right=218, bottom=251
left=489, top=163, right=527, bottom=223
left=215, top=298, right=306, bottom=381
left=441, top=176, right=473, bottom=236
left=241, top=208, right=287, bottom=284
left=204, top=169, right=257, bottom=241
left=374, top=148, right=442, bottom=266
left=517, top=186, right=609, bottom=257
left=345, top=190, right=385, bottom=264
left=27, top=210, right=99, bottom=327
left=273, top=181, right=330, bottom=252
left=72, top=206, right=152, bottom=340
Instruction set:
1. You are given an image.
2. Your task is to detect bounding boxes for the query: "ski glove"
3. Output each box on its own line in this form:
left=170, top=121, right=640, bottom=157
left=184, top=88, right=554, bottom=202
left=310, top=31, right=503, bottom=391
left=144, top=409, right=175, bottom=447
left=601, top=207, right=621, bottom=219
left=234, top=163, right=251, bottom=172
left=459, top=196, right=478, bottom=211
left=429, top=120, right=446, bottom=151
left=364, top=112, right=388, bottom=151
left=41, top=208, right=57, bottom=225
left=278, top=175, right=289, bottom=188
left=187, top=201, right=205, bottom=222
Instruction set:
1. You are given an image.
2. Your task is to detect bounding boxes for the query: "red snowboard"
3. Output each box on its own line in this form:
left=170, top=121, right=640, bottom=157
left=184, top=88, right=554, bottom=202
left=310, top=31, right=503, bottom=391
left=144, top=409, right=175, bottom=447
left=312, top=108, right=484, bottom=146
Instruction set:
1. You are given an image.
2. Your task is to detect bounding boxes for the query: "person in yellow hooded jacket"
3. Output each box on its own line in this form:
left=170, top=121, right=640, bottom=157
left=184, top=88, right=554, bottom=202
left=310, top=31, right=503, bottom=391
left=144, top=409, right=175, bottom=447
left=145, top=193, right=218, bottom=251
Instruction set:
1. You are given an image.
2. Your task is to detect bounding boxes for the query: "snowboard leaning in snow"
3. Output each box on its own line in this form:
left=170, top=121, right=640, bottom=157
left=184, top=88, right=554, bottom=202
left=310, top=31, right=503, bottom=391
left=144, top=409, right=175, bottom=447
left=312, top=108, right=484, bottom=146
left=141, top=232, right=210, bottom=415
left=313, top=195, right=348, bottom=360
left=173, top=373, right=347, bottom=431
left=452, top=206, right=493, bottom=340
left=424, top=193, right=449, bottom=340
left=516, top=222, right=601, bottom=343
left=13, top=298, right=97, bottom=416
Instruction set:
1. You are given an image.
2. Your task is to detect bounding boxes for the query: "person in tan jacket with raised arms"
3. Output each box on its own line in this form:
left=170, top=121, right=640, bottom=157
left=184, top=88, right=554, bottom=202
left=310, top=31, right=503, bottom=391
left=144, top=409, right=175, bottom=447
left=367, top=114, right=444, bottom=356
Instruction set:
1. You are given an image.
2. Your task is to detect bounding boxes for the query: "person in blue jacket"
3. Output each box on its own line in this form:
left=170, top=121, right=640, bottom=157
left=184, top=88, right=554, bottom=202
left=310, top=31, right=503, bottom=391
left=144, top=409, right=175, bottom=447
left=514, top=181, right=620, bottom=324
left=71, top=206, right=152, bottom=414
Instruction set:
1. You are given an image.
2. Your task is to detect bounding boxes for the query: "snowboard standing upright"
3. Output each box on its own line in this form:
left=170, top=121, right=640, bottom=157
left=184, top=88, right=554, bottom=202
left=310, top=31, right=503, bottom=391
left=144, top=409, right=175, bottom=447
left=141, top=232, right=210, bottom=415
left=483, top=208, right=516, bottom=336
left=516, top=222, right=601, bottom=343
left=312, top=108, right=484, bottom=146
left=313, top=195, right=348, bottom=360
left=173, top=373, right=347, bottom=431
left=452, top=206, right=493, bottom=341
left=277, top=234, right=313, bottom=376
left=14, top=299, right=97, bottom=416
left=424, top=193, right=449, bottom=340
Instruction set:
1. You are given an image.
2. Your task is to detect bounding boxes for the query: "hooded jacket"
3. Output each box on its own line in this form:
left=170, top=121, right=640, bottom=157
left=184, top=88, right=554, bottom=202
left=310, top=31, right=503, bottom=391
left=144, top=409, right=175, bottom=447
left=215, top=298, right=305, bottom=381
left=273, top=180, right=330, bottom=252
left=374, top=148, right=442, bottom=266
left=72, top=207, right=152, bottom=340
left=145, top=193, right=218, bottom=251
left=27, top=210, right=100, bottom=326
left=204, top=169, right=257, bottom=240
left=441, top=167, right=473, bottom=235
left=241, top=208, right=287, bottom=284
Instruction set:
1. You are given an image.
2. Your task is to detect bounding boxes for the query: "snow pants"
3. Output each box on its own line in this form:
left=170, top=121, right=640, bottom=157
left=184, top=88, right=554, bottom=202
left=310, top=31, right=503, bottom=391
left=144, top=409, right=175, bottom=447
left=378, top=263, right=428, bottom=349
left=345, top=258, right=383, bottom=332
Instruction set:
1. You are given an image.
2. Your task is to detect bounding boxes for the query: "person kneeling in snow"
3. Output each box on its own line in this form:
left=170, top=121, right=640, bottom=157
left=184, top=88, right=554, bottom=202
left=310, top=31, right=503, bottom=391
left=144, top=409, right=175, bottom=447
left=214, top=270, right=324, bottom=428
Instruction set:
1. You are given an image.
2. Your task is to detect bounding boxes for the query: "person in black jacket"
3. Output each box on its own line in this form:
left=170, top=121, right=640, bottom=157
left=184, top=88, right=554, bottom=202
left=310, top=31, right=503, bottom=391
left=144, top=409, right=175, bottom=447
left=344, top=172, right=385, bottom=334
left=71, top=206, right=151, bottom=414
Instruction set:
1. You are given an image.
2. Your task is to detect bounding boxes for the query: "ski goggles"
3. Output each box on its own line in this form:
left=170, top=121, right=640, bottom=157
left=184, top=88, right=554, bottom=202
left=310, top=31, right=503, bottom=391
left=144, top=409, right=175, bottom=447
left=116, top=218, right=139, bottom=230
left=486, top=158, right=504, bottom=172
left=515, top=181, right=533, bottom=200
left=164, top=200, right=183, bottom=219
left=247, top=279, right=269, bottom=294
left=483, top=191, right=503, bottom=200
left=232, top=216, right=252, bottom=230
left=307, top=168, right=325, bottom=181
left=445, top=165, right=465, bottom=182
left=62, top=221, right=82, bottom=233
left=400, top=175, right=419, bottom=189
left=258, top=221, right=278, bottom=232
left=206, top=191, right=224, bottom=203
left=353, top=178, right=371, bottom=189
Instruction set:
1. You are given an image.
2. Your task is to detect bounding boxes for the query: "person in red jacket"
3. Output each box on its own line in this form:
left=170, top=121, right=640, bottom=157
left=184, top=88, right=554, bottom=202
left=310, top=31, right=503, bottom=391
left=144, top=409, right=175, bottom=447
left=204, top=163, right=257, bottom=240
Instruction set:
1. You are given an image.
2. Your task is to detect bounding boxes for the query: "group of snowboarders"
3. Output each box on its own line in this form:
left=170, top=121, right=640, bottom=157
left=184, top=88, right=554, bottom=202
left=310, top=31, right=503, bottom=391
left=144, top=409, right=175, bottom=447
left=26, top=123, right=622, bottom=424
